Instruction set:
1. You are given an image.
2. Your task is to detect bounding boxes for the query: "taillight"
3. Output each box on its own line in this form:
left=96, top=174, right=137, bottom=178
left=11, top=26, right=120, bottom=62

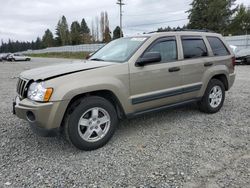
left=232, top=56, right=236, bottom=67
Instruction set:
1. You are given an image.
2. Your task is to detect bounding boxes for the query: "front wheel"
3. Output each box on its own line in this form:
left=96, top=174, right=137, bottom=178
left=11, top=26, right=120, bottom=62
left=198, top=79, right=225, bottom=114
left=63, top=96, right=118, bottom=150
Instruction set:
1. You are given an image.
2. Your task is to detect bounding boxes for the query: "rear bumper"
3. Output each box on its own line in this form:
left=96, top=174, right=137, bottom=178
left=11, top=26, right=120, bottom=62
left=13, top=97, right=69, bottom=137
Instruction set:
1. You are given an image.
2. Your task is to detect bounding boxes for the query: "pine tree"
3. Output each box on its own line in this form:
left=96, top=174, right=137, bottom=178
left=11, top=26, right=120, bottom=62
left=113, top=26, right=123, bottom=39
left=229, top=4, right=250, bottom=35
left=42, top=29, right=54, bottom=47
left=80, top=18, right=91, bottom=43
left=55, top=15, right=71, bottom=46
left=187, top=0, right=238, bottom=34
left=70, top=21, right=81, bottom=45
left=80, top=18, right=90, bottom=34
left=35, top=37, right=43, bottom=49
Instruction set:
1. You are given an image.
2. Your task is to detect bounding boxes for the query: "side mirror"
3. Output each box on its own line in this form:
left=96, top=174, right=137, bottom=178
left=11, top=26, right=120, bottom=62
left=136, top=52, right=161, bottom=66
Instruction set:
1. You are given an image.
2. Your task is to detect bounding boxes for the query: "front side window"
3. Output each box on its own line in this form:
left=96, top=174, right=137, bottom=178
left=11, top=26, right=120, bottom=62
left=147, top=37, right=177, bottom=63
left=90, top=37, right=148, bottom=63
left=207, top=36, right=230, bottom=56
left=182, top=36, right=208, bottom=59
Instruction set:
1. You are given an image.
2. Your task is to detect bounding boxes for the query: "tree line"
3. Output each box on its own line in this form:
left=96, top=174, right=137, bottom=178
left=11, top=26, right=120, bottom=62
left=187, top=1, right=250, bottom=35
left=1, top=1, right=250, bottom=53
left=0, top=11, right=122, bottom=53
left=158, top=2, right=250, bottom=35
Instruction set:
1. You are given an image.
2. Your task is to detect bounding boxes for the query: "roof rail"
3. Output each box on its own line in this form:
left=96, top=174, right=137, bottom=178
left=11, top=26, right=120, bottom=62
left=178, top=29, right=215, bottom=32
left=147, top=28, right=215, bottom=34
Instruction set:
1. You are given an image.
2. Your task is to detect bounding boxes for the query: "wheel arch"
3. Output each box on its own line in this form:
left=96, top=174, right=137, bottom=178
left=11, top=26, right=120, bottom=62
left=61, top=90, right=126, bottom=128
left=210, top=74, right=229, bottom=91
left=199, top=71, right=229, bottom=98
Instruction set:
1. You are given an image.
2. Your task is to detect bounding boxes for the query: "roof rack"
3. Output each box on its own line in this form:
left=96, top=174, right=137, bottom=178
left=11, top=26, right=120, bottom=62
left=178, top=29, right=215, bottom=32
left=147, top=29, right=215, bottom=34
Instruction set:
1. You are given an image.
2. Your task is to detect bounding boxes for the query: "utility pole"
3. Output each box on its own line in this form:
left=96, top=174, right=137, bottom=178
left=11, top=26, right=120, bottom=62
left=116, top=0, right=125, bottom=38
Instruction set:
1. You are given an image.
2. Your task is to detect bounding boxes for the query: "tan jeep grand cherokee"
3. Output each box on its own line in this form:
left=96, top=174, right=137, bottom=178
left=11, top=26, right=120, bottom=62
left=13, top=31, right=236, bottom=150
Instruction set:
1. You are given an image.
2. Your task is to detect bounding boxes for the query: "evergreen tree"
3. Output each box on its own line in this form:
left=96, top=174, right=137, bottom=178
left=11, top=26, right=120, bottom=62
left=55, top=15, right=71, bottom=46
left=35, top=37, right=43, bottom=49
left=229, top=4, right=250, bottom=35
left=42, top=29, right=54, bottom=47
left=187, top=0, right=238, bottom=34
left=70, top=21, right=81, bottom=45
left=80, top=18, right=90, bottom=34
left=0, top=39, right=44, bottom=53
left=113, top=26, right=123, bottom=39
left=80, top=18, right=91, bottom=43
left=157, top=26, right=182, bottom=32
left=8, top=39, right=14, bottom=52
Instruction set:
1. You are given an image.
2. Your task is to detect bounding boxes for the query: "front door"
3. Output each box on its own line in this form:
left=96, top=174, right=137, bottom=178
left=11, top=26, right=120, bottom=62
left=129, top=36, right=183, bottom=112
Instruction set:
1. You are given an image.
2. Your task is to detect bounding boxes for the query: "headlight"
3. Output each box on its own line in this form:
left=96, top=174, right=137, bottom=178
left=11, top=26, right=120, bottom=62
left=27, top=82, right=53, bottom=102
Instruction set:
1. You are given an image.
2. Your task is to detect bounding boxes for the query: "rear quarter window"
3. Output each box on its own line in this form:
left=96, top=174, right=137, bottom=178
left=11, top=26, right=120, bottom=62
left=207, top=36, right=230, bottom=56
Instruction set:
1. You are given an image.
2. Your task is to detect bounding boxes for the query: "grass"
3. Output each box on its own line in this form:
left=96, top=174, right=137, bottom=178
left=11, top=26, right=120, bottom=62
left=27, top=52, right=90, bottom=59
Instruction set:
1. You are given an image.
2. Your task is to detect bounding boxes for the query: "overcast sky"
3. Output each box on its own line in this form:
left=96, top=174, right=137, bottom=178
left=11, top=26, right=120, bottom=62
left=0, top=0, right=249, bottom=42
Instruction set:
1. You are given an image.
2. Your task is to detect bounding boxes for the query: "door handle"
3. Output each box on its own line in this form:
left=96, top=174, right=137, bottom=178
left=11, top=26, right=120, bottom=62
left=204, top=62, right=213, bottom=67
left=169, top=67, right=180, bottom=72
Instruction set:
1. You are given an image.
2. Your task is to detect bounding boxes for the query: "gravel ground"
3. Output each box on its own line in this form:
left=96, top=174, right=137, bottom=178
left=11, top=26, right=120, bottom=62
left=0, top=58, right=249, bottom=188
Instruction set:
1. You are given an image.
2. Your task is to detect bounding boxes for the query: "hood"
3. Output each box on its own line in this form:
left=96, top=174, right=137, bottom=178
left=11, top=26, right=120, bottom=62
left=20, top=60, right=115, bottom=81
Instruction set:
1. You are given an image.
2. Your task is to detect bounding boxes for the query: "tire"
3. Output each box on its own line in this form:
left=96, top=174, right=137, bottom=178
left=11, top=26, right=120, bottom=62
left=26, top=58, right=31, bottom=61
left=198, top=79, right=225, bottom=114
left=63, top=96, right=118, bottom=150
left=246, top=56, right=250, bottom=65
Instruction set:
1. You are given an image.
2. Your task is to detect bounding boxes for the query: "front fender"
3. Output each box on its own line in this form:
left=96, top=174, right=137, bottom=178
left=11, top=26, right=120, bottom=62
left=46, top=68, right=132, bottom=114
left=64, top=77, right=130, bottom=110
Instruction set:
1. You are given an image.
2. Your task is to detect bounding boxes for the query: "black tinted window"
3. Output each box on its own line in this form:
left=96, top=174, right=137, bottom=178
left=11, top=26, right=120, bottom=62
left=207, top=37, right=230, bottom=56
left=148, top=38, right=177, bottom=62
left=182, top=36, right=208, bottom=59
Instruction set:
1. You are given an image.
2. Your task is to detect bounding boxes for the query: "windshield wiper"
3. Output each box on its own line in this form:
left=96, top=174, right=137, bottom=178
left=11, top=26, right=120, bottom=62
left=90, top=58, right=104, bottom=61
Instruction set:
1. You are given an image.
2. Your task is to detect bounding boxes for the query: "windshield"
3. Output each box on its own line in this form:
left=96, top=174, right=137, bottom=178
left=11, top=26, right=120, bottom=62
left=90, top=37, right=148, bottom=62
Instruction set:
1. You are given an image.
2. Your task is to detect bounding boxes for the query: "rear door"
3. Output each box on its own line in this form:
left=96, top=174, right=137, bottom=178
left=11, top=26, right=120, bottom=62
left=206, top=36, right=232, bottom=72
left=178, top=35, right=212, bottom=101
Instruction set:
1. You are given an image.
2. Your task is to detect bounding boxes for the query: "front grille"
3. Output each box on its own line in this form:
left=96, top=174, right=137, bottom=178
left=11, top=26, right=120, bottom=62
left=16, top=78, right=29, bottom=99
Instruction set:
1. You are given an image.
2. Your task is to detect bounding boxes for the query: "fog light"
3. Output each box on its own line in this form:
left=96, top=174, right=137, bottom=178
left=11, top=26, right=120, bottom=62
left=26, top=111, right=35, bottom=122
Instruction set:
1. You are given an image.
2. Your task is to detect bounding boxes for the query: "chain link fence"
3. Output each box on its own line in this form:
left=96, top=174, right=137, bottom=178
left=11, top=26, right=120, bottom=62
left=22, top=43, right=105, bottom=54
left=225, top=35, right=250, bottom=50
left=17, top=35, right=250, bottom=54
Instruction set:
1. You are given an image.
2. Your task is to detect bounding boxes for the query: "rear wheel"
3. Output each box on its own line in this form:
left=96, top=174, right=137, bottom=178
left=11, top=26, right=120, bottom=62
left=198, top=79, right=225, bottom=113
left=63, top=96, right=118, bottom=150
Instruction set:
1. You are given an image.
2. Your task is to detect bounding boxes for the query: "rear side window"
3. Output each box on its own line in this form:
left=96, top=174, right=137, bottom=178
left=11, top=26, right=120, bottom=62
left=207, top=36, right=230, bottom=56
left=147, top=37, right=177, bottom=63
left=181, top=36, right=208, bottom=59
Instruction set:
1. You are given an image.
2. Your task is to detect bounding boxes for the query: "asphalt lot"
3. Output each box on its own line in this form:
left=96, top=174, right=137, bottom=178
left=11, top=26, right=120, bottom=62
left=0, top=57, right=249, bottom=187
